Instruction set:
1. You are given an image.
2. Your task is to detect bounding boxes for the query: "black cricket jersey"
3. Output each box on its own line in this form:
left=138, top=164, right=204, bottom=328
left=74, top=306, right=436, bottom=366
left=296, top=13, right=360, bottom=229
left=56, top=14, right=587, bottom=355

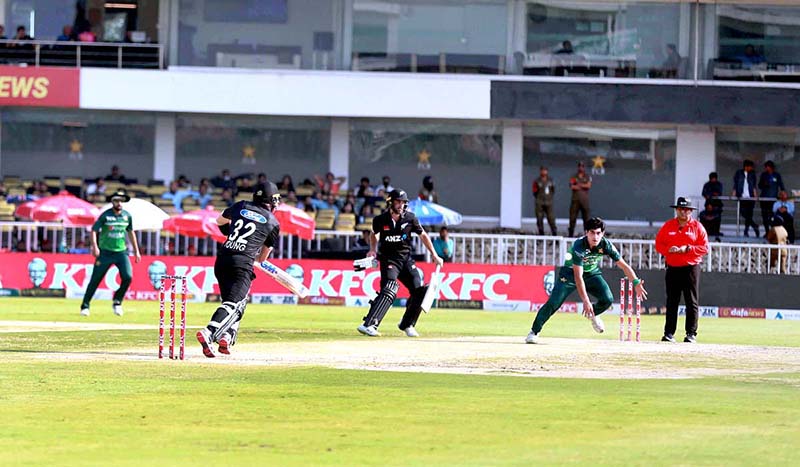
left=218, top=200, right=280, bottom=265
left=372, top=210, right=423, bottom=261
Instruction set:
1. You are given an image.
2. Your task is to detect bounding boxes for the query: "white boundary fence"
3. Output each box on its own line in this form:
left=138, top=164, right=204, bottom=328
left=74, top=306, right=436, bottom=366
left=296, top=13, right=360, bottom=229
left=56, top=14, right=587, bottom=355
left=2, top=222, right=799, bottom=275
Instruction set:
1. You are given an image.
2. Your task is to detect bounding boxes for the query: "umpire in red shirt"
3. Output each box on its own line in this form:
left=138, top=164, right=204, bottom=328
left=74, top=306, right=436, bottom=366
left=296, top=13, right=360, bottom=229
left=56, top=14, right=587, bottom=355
left=655, top=197, right=709, bottom=343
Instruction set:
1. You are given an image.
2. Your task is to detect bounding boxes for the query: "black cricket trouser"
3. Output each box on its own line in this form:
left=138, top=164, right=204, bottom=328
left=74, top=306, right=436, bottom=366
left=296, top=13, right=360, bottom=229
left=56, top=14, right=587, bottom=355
left=382, top=256, right=423, bottom=327
left=664, top=264, right=700, bottom=337
left=215, top=256, right=256, bottom=304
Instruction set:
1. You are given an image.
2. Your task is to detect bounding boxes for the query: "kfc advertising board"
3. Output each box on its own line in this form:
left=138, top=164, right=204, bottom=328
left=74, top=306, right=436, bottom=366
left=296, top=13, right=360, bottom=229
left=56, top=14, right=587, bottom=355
left=0, top=253, right=553, bottom=304
left=0, top=66, right=79, bottom=107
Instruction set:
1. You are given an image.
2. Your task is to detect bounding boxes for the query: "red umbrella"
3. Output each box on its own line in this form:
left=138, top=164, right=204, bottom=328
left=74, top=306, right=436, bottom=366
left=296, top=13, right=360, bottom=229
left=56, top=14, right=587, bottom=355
left=14, top=191, right=99, bottom=226
left=163, top=206, right=227, bottom=243
left=274, top=204, right=315, bottom=240
left=14, top=201, right=37, bottom=219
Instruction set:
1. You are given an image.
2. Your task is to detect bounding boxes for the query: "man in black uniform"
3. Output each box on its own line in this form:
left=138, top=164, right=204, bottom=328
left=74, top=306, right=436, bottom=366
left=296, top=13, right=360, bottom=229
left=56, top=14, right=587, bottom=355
left=196, top=183, right=281, bottom=358
left=358, top=189, right=444, bottom=337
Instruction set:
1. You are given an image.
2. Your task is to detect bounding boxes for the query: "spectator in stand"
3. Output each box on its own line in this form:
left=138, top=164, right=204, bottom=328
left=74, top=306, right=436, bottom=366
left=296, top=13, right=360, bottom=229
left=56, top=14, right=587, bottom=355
left=162, top=181, right=183, bottom=210
left=176, top=174, right=192, bottom=189
left=308, top=191, right=328, bottom=211
left=285, top=190, right=303, bottom=210
left=14, top=239, right=26, bottom=252
left=432, top=226, right=455, bottom=263
left=698, top=201, right=722, bottom=242
left=193, top=183, right=213, bottom=208
left=418, top=175, right=439, bottom=203
left=732, top=159, right=759, bottom=237
left=257, top=172, right=268, bottom=185
left=238, top=176, right=255, bottom=194
left=773, top=191, right=795, bottom=244
left=70, top=240, right=89, bottom=255
left=8, top=25, right=32, bottom=47
left=315, top=172, right=346, bottom=195
left=85, top=177, right=106, bottom=202
left=767, top=216, right=789, bottom=274
left=324, top=193, right=340, bottom=216
left=105, top=165, right=127, bottom=184
left=277, top=174, right=294, bottom=193
left=211, top=169, right=236, bottom=192
left=379, top=175, right=394, bottom=193
left=702, top=172, right=723, bottom=211
left=358, top=203, right=373, bottom=224
left=57, top=25, right=73, bottom=41
left=0, top=25, right=6, bottom=40
left=737, top=44, right=764, bottom=69
left=659, top=44, right=681, bottom=78
left=0, top=181, right=7, bottom=197
left=356, top=177, right=372, bottom=198
left=220, top=188, right=235, bottom=207
left=758, top=160, right=785, bottom=235
left=555, top=40, right=575, bottom=55
left=341, top=201, right=356, bottom=217
left=26, top=180, right=50, bottom=199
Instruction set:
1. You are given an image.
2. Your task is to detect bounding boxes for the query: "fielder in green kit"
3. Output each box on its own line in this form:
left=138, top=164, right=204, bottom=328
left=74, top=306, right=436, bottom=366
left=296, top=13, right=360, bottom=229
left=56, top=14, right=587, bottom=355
left=80, top=189, right=141, bottom=317
left=525, top=217, right=647, bottom=344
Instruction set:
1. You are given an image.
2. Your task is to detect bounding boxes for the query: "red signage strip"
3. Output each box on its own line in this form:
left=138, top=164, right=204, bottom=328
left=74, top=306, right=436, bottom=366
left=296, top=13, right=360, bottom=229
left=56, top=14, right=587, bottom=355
left=0, top=65, right=79, bottom=107
left=0, top=253, right=554, bottom=303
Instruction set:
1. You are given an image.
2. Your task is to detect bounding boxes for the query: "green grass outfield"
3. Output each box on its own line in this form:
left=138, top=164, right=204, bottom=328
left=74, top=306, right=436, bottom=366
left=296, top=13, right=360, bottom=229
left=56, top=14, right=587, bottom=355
left=1, top=298, right=799, bottom=466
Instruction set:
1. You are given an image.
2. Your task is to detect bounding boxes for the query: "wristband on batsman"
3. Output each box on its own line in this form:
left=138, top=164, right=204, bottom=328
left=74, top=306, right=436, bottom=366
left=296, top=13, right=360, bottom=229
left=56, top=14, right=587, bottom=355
left=633, top=278, right=642, bottom=286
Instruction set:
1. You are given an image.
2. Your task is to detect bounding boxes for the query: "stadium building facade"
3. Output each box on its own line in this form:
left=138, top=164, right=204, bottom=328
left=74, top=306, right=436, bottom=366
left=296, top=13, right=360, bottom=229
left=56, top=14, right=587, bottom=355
left=0, top=0, right=799, bottom=228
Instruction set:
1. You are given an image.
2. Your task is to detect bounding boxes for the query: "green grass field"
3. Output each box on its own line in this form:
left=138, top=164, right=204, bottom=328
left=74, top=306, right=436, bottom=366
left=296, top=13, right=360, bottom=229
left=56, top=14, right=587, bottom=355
left=2, top=298, right=799, bottom=466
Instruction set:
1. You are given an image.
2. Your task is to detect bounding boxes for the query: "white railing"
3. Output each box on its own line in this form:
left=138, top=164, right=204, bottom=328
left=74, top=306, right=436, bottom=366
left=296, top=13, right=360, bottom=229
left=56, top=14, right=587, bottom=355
left=2, top=222, right=799, bottom=275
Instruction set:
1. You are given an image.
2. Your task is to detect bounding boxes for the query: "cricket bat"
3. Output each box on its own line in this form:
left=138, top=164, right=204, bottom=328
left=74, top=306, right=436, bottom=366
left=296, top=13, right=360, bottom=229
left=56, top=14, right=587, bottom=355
left=353, top=257, right=378, bottom=271
left=420, top=265, right=442, bottom=313
left=255, top=260, right=309, bottom=298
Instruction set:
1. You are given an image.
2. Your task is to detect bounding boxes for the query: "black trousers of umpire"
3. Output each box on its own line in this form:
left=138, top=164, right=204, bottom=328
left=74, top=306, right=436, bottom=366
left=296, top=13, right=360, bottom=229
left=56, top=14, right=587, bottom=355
left=664, top=264, right=700, bottom=338
left=382, top=257, right=423, bottom=329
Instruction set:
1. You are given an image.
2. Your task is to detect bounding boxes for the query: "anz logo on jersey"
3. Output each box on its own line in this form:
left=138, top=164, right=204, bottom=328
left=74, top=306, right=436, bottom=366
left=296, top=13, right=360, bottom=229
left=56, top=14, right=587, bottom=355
left=384, top=234, right=408, bottom=242
left=240, top=209, right=267, bottom=224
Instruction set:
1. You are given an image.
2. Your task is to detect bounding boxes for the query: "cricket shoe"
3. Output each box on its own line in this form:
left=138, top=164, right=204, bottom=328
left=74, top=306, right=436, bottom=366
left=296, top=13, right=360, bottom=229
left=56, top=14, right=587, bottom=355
left=217, top=332, right=231, bottom=355
left=196, top=329, right=216, bottom=358
left=112, top=302, right=124, bottom=317
left=590, top=315, right=605, bottom=333
left=661, top=334, right=676, bottom=343
left=80, top=306, right=90, bottom=317
left=525, top=331, right=539, bottom=344
left=684, top=335, right=697, bottom=344
left=357, top=324, right=381, bottom=337
left=401, top=325, right=419, bottom=338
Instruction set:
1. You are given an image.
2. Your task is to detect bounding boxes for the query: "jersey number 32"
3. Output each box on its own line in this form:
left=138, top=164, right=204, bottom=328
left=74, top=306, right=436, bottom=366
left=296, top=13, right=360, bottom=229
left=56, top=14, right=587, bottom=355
left=226, top=219, right=256, bottom=249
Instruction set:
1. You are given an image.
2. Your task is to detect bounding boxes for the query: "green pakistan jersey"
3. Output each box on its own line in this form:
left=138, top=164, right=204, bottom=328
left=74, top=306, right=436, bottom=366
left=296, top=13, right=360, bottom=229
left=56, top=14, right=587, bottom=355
left=93, top=209, right=133, bottom=252
left=561, top=236, right=621, bottom=279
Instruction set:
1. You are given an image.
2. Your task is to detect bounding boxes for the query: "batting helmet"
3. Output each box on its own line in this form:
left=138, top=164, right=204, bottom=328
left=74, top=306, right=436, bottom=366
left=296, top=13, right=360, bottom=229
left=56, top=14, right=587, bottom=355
left=253, top=182, right=281, bottom=208
left=387, top=189, right=409, bottom=202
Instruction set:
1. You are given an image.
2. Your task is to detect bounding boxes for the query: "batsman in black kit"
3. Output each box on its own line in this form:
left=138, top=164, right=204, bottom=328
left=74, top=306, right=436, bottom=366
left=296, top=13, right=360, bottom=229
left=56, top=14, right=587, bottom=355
left=357, top=189, right=443, bottom=337
left=196, top=183, right=281, bottom=358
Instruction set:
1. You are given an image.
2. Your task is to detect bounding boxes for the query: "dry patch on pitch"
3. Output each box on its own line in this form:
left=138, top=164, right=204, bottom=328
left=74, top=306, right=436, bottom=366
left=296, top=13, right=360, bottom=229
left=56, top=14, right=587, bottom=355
left=213, top=337, right=800, bottom=379
left=5, top=320, right=799, bottom=380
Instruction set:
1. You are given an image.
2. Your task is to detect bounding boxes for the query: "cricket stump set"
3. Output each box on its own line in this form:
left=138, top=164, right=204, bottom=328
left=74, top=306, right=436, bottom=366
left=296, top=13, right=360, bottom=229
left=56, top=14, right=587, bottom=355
left=159, top=275, right=187, bottom=360
left=619, top=277, right=641, bottom=342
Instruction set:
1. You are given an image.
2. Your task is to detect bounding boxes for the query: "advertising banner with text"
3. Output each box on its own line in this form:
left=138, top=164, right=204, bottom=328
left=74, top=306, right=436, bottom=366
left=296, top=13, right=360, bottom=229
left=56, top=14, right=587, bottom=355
left=0, top=65, right=79, bottom=107
left=0, top=253, right=553, bottom=303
